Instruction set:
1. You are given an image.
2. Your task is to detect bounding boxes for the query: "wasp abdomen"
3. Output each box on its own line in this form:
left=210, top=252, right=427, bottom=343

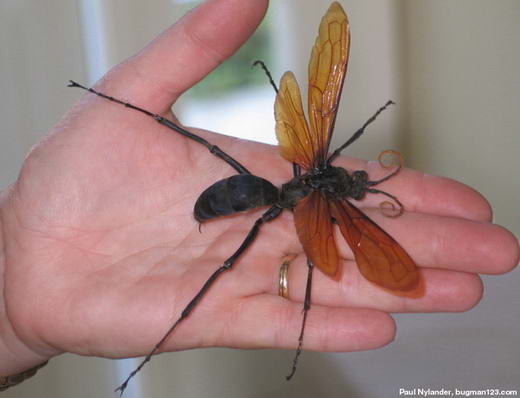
left=194, top=174, right=279, bottom=222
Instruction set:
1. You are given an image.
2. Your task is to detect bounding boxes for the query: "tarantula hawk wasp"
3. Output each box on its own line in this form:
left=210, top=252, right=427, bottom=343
left=69, top=2, right=419, bottom=394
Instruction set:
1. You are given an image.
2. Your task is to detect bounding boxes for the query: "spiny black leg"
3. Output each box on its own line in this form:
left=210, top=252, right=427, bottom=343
left=115, top=205, right=283, bottom=395
left=67, top=80, right=251, bottom=175
left=252, top=60, right=278, bottom=94
left=286, top=259, right=314, bottom=380
left=327, top=100, right=395, bottom=165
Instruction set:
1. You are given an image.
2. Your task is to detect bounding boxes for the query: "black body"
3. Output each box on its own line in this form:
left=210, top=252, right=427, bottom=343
left=195, top=166, right=372, bottom=222
left=194, top=174, right=279, bottom=222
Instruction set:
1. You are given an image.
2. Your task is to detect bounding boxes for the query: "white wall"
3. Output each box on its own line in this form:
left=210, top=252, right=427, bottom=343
left=1, top=1, right=518, bottom=397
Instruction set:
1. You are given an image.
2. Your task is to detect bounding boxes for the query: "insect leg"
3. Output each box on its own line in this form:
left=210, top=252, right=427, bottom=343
left=327, top=100, right=395, bottom=165
left=115, top=205, right=283, bottom=395
left=252, top=60, right=279, bottom=94
left=67, top=81, right=251, bottom=175
left=286, top=258, right=314, bottom=380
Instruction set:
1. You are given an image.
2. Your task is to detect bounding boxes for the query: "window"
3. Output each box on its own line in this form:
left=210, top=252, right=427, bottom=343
left=175, top=0, right=278, bottom=144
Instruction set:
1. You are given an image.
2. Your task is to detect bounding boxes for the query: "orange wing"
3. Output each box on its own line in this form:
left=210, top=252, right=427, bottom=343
left=275, top=2, right=350, bottom=170
left=329, top=199, right=419, bottom=291
left=275, top=72, right=315, bottom=169
left=308, top=1, right=350, bottom=166
left=293, top=190, right=340, bottom=278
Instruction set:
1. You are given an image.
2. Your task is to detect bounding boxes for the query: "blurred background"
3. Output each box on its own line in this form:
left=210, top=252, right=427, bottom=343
left=1, top=0, right=519, bottom=397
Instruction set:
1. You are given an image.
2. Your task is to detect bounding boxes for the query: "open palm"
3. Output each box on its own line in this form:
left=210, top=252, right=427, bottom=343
left=1, top=0, right=517, bottom=378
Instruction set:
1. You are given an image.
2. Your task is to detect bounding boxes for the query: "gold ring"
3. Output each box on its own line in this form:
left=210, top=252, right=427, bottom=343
left=279, top=255, right=296, bottom=299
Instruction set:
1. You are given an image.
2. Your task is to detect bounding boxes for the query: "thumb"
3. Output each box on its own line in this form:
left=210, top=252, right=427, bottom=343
left=95, top=0, right=269, bottom=114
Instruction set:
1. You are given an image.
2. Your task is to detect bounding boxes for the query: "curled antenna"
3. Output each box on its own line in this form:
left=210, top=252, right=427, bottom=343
left=368, top=149, right=406, bottom=217
left=378, top=149, right=404, bottom=172
left=378, top=195, right=404, bottom=218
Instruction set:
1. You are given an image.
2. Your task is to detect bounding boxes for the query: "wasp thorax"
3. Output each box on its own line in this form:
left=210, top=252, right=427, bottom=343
left=279, top=178, right=312, bottom=209
left=297, top=167, right=370, bottom=201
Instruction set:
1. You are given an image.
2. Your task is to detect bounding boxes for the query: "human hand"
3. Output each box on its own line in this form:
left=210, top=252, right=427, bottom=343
left=0, top=0, right=517, bottom=379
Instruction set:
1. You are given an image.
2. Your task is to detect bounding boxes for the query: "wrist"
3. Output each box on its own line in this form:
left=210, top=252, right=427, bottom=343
left=0, top=311, right=52, bottom=375
left=0, top=360, right=49, bottom=391
left=0, top=187, right=53, bottom=375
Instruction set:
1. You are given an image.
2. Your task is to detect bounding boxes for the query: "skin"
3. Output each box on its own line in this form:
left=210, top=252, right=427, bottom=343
left=0, top=0, right=518, bottom=378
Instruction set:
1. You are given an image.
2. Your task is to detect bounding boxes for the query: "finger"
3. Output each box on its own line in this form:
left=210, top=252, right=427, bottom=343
left=337, top=267, right=484, bottom=313
left=258, top=213, right=517, bottom=311
left=334, top=156, right=492, bottom=222
left=260, top=210, right=517, bottom=281
left=184, top=295, right=397, bottom=352
left=97, top=0, right=269, bottom=113
left=353, top=210, right=519, bottom=275
left=265, top=255, right=484, bottom=314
